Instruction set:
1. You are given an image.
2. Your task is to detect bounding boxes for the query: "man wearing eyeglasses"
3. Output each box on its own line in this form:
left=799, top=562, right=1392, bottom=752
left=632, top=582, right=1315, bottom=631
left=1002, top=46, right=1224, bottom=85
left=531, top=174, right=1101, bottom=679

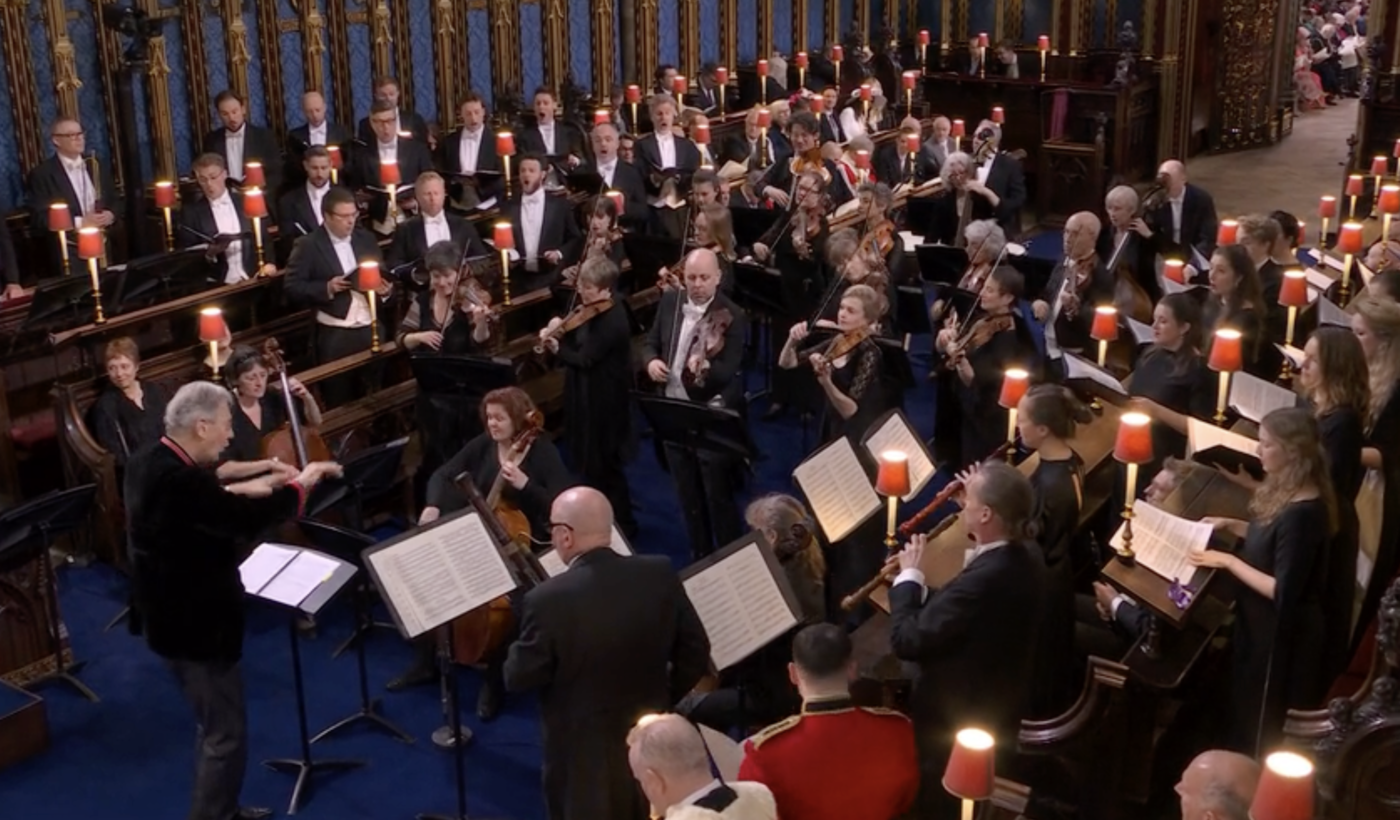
left=27, top=117, right=118, bottom=274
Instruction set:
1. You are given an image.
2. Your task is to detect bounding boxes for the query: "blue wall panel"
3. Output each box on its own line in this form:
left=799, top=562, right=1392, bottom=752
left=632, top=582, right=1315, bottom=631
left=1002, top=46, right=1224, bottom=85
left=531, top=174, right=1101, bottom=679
left=0, top=47, right=19, bottom=210
left=1093, top=0, right=1106, bottom=49
left=203, top=13, right=229, bottom=121
left=520, top=2, right=544, bottom=95
left=408, top=0, right=437, bottom=121
left=243, top=10, right=268, bottom=128
left=467, top=8, right=493, bottom=105
left=699, top=0, right=720, bottom=65
left=774, top=0, right=792, bottom=54
left=839, top=0, right=854, bottom=40
left=922, top=0, right=939, bottom=43
left=568, top=0, right=593, bottom=88
left=659, top=0, right=679, bottom=67
left=347, top=24, right=372, bottom=119
left=28, top=3, right=57, bottom=145
left=64, top=0, right=115, bottom=176
left=278, top=0, right=305, bottom=128
left=809, top=2, right=824, bottom=51
left=1024, top=2, right=1051, bottom=46
left=163, top=20, right=195, bottom=176
left=968, top=2, right=993, bottom=38
left=738, top=0, right=757, bottom=62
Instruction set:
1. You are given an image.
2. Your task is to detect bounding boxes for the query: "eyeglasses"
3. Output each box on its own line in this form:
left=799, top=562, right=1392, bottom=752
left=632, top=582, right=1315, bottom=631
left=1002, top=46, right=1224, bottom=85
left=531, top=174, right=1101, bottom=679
left=54, top=131, right=84, bottom=139
left=548, top=521, right=575, bottom=533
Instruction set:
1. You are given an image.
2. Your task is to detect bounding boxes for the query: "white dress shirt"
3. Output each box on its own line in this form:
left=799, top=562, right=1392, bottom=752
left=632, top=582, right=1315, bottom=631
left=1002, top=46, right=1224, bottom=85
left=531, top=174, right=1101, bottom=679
left=597, top=158, right=617, bottom=187
left=976, top=154, right=994, bottom=185
left=306, top=181, right=329, bottom=227
left=378, top=140, right=398, bottom=165
left=207, top=192, right=248, bottom=284
left=422, top=211, right=451, bottom=247
left=61, top=155, right=96, bottom=223
left=458, top=127, right=483, bottom=173
left=317, top=232, right=373, bottom=327
left=520, top=190, right=546, bottom=265
left=892, top=540, right=1008, bottom=597
left=224, top=127, right=246, bottom=178
left=655, top=131, right=677, bottom=169
left=1169, top=195, right=1184, bottom=244
left=538, top=121, right=556, bottom=155
left=665, top=297, right=713, bottom=399
left=307, top=121, right=327, bottom=146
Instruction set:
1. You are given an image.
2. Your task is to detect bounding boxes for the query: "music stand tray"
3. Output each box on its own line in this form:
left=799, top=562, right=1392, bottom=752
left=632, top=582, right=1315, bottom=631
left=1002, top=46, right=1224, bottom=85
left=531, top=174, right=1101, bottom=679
left=733, top=262, right=785, bottom=316
left=112, top=247, right=211, bottom=306
left=633, top=394, right=757, bottom=461
left=409, top=354, right=517, bottom=397
left=622, top=233, right=684, bottom=293
left=23, top=275, right=99, bottom=331
left=914, top=244, right=970, bottom=288
left=729, top=207, right=783, bottom=250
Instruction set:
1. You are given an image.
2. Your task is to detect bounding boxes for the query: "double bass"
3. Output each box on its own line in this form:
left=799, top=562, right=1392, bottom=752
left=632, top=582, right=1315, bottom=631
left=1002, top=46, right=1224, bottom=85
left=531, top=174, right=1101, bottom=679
left=258, top=339, right=331, bottom=467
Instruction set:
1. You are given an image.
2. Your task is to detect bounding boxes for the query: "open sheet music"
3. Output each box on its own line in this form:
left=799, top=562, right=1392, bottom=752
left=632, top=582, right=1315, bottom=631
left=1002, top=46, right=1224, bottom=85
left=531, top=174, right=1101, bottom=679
left=1188, top=417, right=1263, bottom=478
left=363, top=511, right=517, bottom=638
left=1228, top=370, right=1298, bottom=423
left=793, top=437, right=881, bottom=542
left=1276, top=343, right=1305, bottom=368
left=717, top=160, right=749, bottom=183
left=537, top=525, right=633, bottom=578
left=240, top=543, right=349, bottom=610
left=1125, top=316, right=1155, bottom=346
left=680, top=535, right=801, bottom=670
left=1110, top=501, right=1213, bottom=583
left=1318, top=296, right=1350, bottom=328
left=1304, top=267, right=1336, bottom=293
left=861, top=410, right=935, bottom=502
left=1064, top=353, right=1129, bottom=397
left=898, top=231, right=922, bottom=253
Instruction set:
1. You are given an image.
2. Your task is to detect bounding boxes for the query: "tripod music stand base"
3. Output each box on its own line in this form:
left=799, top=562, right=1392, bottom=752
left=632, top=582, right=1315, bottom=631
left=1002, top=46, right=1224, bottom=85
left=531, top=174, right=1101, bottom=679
left=263, top=756, right=365, bottom=814
left=23, top=663, right=99, bottom=703
left=432, top=724, right=475, bottom=749
left=329, top=619, right=400, bottom=659
left=311, top=698, right=415, bottom=745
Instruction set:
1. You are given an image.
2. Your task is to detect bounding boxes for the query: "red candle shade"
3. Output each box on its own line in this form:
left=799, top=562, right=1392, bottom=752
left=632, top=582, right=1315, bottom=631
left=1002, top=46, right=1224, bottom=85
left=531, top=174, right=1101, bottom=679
left=1279, top=269, right=1309, bottom=308
left=809, top=96, right=824, bottom=114
left=942, top=728, right=995, bottom=800
left=1038, top=35, right=1050, bottom=52
left=242, top=187, right=267, bottom=220
left=1217, top=219, right=1238, bottom=246
left=243, top=161, right=265, bottom=187
left=920, top=29, right=931, bottom=46
left=875, top=450, right=911, bottom=497
left=757, top=108, right=771, bottom=128
left=493, top=222, right=514, bottom=251
left=905, top=133, right=921, bottom=154
left=693, top=122, right=710, bottom=144
left=1338, top=221, right=1364, bottom=254
left=77, top=226, right=103, bottom=260
left=1209, top=328, right=1244, bottom=373
left=327, top=144, right=343, bottom=169
left=605, top=189, right=625, bottom=213
left=855, top=150, right=871, bottom=170
left=978, top=32, right=990, bottom=48
left=48, top=202, right=72, bottom=232
left=1113, top=412, right=1154, bottom=465
left=795, top=52, right=808, bottom=70
left=626, top=84, right=641, bottom=104
left=991, top=106, right=1005, bottom=123
left=154, top=181, right=175, bottom=209
left=1249, top=752, right=1314, bottom=820
left=673, top=75, right=688, bottom=96
left=357, top=261, right=381, bottom=292
left=860, top=84, right=872, bottom=102
left=951, top=119, right=966, bottom=138
left=998, top=368, right=1029, bottom=409
left=1346, top=174, right=1364, bottom=197
left=1380, top=184, right=1400, bottom=214
left=1091, top=305, right=1119, bottom=341
left=1393, top=138, right=1400, bottom=159
left=379, top=158, right=401, bottom=187
left=1372, top=155, right=1389, bottom=176
left=714, top=67, right=728, bottom=84
left=198, top=307, right=226, bottom=343
left=757, top=59, right=769, bottom=77
left=832, top=44, right=844, bottom=62
left=1164, top=259, right=1186, bottom=284
left=903, top=71, right=917, bottom=90
left=1318, top=195, right=1337, bottom=218
left=496, top=131, right=516, bottom=157
left=594, top=109, right=610, bottom=125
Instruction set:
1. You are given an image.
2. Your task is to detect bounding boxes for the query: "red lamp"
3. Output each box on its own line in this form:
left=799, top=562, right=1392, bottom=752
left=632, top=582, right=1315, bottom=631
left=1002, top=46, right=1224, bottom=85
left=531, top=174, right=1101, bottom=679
left=876, top=450, right=911, bottom=548
left=673, top=75, right=688, bottom=97
left=1217, top=219, right=1238, bottom=246
left=832, top=44, right=844, bottom=62
left=1318, top=195, right=1336, bottom=217
left=358, top=261, right=382, bottom=352
left=794, top=53, right=807, bottom=70
left=327, top=144, right=342, bottom=168
left=242, top=187, right=267, bottom=219
left=1279, top=269, right=1309, bottom=378
left=77, top=226, right=103, bottom=260
left=496, top=132, right=516, bottom=156
left=625, top=84, right=641, bottom=104
left=1038, top=35, right=1050, bottom=51
left=714, top=67, right=728, bottom=84
left=991, top=106, right=1004, bottom=124
left=1248, top=752, right=1314, bottom=820
left=199, top=307, right=228, bottom=378
left=693, top=122, right=710, bottom=145
left=243, top=161, right=265, bottom=187
left=860, top=83, right=872, bottom=102
left=1164, top=259, right=1186, bottom=284
left=1383, top=184, right=1400, bottom=214
left=357, top=260, right=381, bottom=292
left=1393, top=137, right=1400, bottom=159
left=1338, top=221, right=1364, bottom=254
left=854, top=149, right=871, bottom=170
left=48, top=202, right=73, bottom=233
left=379, top=158, right=401, bottom=187
left=494, top=222, right=514, bottom=303
left=951, top=118, right=966, bottom=139
left=943, top=728, right=995, bottom=803
left=594, top=109, right=610, bottom=125
left=756, top=108, right=771, bottom=128
left=978, top=32, right=990, bottom=48
left=1091, top=305, right=1119, bottom=341
left=1371, top=155, right=1388, bottom=177
left=605, top=189, right=625, bottom=216
left=1209, top=328, right=1243, bottom=424
left=153, top=181, right=175, bottom=209
left=902, top=71, right=917, bottom=90
left=905, top=133, right=921, bottom=155
left=999, top=367, right=1030, bottom=456
left=920, top=30, right=931, bottom=46
left=1347, top=174, right=1364, bottom=219
left=809, top=96, right=824, bottom=114
left=1113, top=411, right=1153, bottom=562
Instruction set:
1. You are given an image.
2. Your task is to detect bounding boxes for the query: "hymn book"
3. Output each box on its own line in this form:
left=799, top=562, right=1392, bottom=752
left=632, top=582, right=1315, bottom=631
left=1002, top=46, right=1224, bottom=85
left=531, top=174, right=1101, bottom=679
left=362, top=510, right=518, bottom=639
left=680, top=534, right=802, bottom=671
left=1064, top=353, right=1129, bottom=398
left=793, top=437, right=882, bottom=542
left=1318, top=296, right=1350, bottom=329
left=1125, top=316, right=1155, bottom=346
left=1276, top=343, right=1305, bottom=369
left=1187, top=417, right=1263, bottom=479
left=240, top=544, right=353, bottom=612
left=1228, top=371, right=1299, bottom=423
left=1110, top=501, right=1213, bottom=584
left=537, top=525, right=634, bottom=578
left=861, top=409, right=935, bottom=502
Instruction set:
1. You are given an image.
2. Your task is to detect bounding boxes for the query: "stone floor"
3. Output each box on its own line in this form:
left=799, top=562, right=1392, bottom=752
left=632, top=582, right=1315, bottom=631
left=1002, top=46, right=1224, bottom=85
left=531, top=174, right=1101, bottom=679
left=1186, top=98, right=1360, bottom=232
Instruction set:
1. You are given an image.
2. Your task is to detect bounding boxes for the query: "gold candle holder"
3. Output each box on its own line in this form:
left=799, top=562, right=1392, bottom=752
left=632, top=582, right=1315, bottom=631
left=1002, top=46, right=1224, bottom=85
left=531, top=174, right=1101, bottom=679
left=88, top=257, right=105, bottom=324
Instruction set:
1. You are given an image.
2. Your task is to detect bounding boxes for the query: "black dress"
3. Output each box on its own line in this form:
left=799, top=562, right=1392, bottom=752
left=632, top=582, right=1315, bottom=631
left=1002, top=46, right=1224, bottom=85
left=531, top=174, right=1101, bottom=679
left=1202, top=299, right=1270, bottom=378
left=1354, top=390, right=1400, bottom=655
left=765, top=215, right=830, bottom=413
left=1027, top=453, right=1084, bottom=718
left=88, top=382, right=170, bottom=466
left=426, top=433, right=573, bottom=544
left=953, top=320, right=1034, bottom=469
left=400, top=289, right=491, bottom=472
left=820, top=338, right=885, bottom=444
left=1227, top=498, right=1328, bottom=754
left=1318, top=406, right=1364, bottom=683
left=1130, top=347, right=1215, bottom=484
left=223, top=394, right=291, bottom=463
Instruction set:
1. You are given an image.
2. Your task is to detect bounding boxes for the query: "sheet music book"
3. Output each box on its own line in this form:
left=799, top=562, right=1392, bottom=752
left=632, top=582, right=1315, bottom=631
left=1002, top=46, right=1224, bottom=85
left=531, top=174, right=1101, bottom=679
left=1276, top=343, right=1305, bottom=368
left=537, top=525, right=634, bottom=578
left=717, top=160, right=749, bottom=183
left=898, top=231, right=922, bottom=253
left=1229, top=370, right=1298, bottom=423
left=680, top=534, right=802, bottom=671
left=1125, top=316, right=1154, bottom=346
left=793, top=437, right=881, bottom=542
left=1188, top=417, right=1263, bottom=479
left=1110, top=500, right=1212, bottom=583
left=240, top=543, right=351, bottom=610
left=1304, top=267, right=1335, bottom=293
left=362, top=510, right=518, bottom=638
left=1064, top=352, right=1129, bottom=397
left=861, top=409, right=935, bottom=502
left=1321, top=252, right=1345, bottom=273
left=1318, top=296, right=1350, bottom=328
left=1163, top=276, right=1205, bottom=296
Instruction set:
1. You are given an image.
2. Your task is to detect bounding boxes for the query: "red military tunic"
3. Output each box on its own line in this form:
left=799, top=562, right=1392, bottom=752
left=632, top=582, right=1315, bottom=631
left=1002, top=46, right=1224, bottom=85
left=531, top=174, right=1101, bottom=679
left=737, top=695, right=919, bottom=820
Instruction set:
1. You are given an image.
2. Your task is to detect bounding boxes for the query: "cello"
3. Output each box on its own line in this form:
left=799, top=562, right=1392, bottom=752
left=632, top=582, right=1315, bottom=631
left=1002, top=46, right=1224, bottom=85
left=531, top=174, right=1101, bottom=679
left=258, top=339, right=331, bottom=467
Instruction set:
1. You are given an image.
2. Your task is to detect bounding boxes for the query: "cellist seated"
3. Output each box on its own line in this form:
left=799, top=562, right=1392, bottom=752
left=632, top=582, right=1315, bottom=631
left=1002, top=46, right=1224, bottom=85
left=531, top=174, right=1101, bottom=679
left=219, top=345, right=323, bottom=464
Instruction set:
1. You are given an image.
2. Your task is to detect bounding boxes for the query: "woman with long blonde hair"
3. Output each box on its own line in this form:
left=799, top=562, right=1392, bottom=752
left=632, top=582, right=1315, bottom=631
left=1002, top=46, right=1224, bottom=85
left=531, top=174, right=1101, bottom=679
left=1189, top=407, right=1333, bottom=754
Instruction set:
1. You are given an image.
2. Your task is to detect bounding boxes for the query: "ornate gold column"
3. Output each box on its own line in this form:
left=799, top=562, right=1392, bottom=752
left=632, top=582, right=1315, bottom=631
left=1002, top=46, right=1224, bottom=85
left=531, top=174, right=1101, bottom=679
left=1156, top=0, right=1196, bottom=160
left=1008, top=0, right=1024, bottom=41
left=1050, top=0, right=1063, bottom=52
left=371, top=1, right=393, bottom=82
left=224, top=0, right=251, bottom=101
left=543, top=0, right=570, bottom=88
left=1143, top=0, right=1156, bottom=58
left=793, top=0, right=808, bottom=54
left=0, top=0, right=43, bottom=171
left=434, top=0, right=463, bottom=116
left=826, top=2, right=840, bottom=48
left=940, top=0, right=952, bottom=56
left=680, top=0, right=700, bottom=79
left=759, top=0, right=774, bottom=60
left=993, top=0, right=1004, bottom=42
left=392, top=0, right=414, bottom=105
left=1068, top=0, right=1089, bottom=55
left=257, top=1, right=286, bottom=134
left=139, top=0, right=176, bottom=181
left=885, top=0, right=899, bottom=38
left=592, top=0, right=616, bottom=91
left=1104, top=0, right=1117, bottom=44
left=492, top=0, right=523, bottom=96
left=721, top=0, right=737, bottom=69
left=301, top=1, right=327, bottom=93
left=180, top=0, right=212, bottom=137
left=43, top=0, right=80, bottom=118
left=326, top=0, right=352, bottom=121
left=636, top=0, right=657, bottom=93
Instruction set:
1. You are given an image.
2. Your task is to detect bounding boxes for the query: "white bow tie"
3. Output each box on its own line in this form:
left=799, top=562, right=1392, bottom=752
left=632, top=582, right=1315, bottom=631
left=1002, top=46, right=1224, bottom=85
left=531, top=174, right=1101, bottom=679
left=683, top=302, right=706, bottom=319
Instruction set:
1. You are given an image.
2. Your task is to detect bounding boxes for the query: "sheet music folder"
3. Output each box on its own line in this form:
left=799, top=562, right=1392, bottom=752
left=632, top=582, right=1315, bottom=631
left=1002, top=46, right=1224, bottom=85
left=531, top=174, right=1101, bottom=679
left=360, top=509, right=518, bottom=639
left=679, top=532, right=802, bottom=671
left=860, top=408, right=935, bottom=502
left=793, top=436, right=882, bottom=542
left=239, top=543, right=357, bottom=616
left=634, top=394, right=756, bottom=461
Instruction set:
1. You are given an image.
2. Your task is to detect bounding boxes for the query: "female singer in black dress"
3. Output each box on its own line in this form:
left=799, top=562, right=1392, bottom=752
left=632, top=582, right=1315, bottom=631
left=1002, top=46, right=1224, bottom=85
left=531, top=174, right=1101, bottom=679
left=88, top=337, right=170, bottom=467
left=1350, top=296, right=1400, bottom=654
left=538, top=257, right=638, bottom=537
left=1126, top=293, right=1215, bottom=485
left=779, top=283, right=887, bottom=444
left=1202, top=244, right=1268, bottom=377
left=1189, top=407, right=1332, bottom=754
left=221, top=345, right=323, bottom=463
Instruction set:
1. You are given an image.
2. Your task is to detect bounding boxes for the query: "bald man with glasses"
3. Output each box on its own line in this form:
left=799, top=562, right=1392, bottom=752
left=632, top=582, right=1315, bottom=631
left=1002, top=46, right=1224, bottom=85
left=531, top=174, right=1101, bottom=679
left=27, top=118, right=118, bottom=274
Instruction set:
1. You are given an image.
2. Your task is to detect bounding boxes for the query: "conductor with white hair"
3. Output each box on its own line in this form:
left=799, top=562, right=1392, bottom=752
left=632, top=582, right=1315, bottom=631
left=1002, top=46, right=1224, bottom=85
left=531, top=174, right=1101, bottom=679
left=125, top=381, right=342, bottom=820
left=627, top=713, right=777, bottom=820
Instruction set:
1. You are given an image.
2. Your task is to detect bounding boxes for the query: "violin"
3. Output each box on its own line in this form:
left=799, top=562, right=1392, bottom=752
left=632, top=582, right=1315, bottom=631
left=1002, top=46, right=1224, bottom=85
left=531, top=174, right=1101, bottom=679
left=860, top=220, right=896, bottom=262
left=813, top=325, right=874, bottom=367
left=453, top=276, right=501, bottom=322
left=535, top=297, right=615, bottom=353
left=682, top=307, right=734, bottom=389
left=257, top=339, right=331, bottom=467
left=943, top=312, right=1014, bottom=370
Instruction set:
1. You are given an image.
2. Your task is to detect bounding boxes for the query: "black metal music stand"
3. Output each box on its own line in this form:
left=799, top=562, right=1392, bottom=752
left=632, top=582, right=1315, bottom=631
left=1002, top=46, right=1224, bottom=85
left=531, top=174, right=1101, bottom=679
left=733, top=261, right=785, bottom=403
left=111, top=246, right=210, bottom=305
left=0, top=484, right=99, bottom=701
left=729, top=206, right=783, bottom=251
left=23, top=275, right=100, bottom=330
left=295, top=519, right=414, bottom=746
left=416, top=621, right=486, bottom=820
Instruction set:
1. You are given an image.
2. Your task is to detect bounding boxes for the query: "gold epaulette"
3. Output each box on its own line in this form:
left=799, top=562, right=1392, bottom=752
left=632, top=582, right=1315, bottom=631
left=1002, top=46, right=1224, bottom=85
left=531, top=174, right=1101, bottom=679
left=748, top=714, right=803, bottom=749
left=859, top=706, right=912, bottom=721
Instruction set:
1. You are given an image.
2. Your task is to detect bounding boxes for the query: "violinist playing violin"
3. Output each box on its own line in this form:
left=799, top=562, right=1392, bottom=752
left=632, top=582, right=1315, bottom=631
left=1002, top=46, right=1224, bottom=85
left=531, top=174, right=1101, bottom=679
left=398, top=240, right=494, bottom=355
left=822, top=228, right=894, bottom=334
left=561, top=196, right=625, bottom=290
left=642, top=248, right=748, bottom=559
left=221, top=345, right=323, bottom=463
left=758, top=113, right=851, bottom=208
left=780, top=283, right=888, bottom=444
left=537, top=257, right=639, bottom=538
left=1032, top=212, right=1112, bottom=362
left=855, top=182, right=903, bottom=281
left=659, top=202, right=738, bottom=295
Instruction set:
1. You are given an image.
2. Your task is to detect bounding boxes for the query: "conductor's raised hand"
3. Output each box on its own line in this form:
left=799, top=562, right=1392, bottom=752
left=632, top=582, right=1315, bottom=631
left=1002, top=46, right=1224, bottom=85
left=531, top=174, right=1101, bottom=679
left=646, top=358, right=670, bottom=383
left=897, top=534, right=927, bottom=572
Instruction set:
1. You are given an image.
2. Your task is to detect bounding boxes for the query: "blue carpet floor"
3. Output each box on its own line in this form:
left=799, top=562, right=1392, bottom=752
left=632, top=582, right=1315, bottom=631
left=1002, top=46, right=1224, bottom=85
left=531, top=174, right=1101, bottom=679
left=0, top=334, right=953, bottom=820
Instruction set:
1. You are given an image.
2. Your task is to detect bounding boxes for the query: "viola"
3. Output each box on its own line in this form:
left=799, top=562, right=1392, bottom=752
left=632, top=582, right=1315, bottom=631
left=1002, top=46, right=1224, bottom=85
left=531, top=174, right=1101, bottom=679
left=943, top=312, right=1013, bottom=370
left=814, top=325, right=874, bottom=367
left=257, top=338, right=331, bottom=467
left=534, top=297, right=615, bottom=354
left=682, top=307, right=734, bottom=389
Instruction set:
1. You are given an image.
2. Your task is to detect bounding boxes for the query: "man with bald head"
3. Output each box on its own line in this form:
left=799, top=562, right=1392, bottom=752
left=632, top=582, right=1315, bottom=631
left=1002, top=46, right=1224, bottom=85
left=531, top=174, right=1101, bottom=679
left=642, top=247, right=749, bottom=559
left=628, top=713, right=777, bottom=819
left=1176, top=750, right=1260, bottom=820
left=506, top=487, right=711, bottom=820
left=288, top=91, right=351, bottom=159
left=1033, top=210, right=1111, bottom=363
left=27, top=116, right=118, bottom=274
left=1146, top=158, right=1220, bottom=260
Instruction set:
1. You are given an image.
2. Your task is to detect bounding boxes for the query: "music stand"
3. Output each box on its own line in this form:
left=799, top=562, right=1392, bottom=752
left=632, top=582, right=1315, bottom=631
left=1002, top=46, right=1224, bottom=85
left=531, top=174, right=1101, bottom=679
left=733, top=261, right=785, bottom=403
left=914, top=244, right=970, bottom=288
left=112, top=246, right=211, bottom=305
left=1008, top=254, right=1057, bottom=303
left=294, top=519, right=414, bottom=746
left=255, top=548, right=364, bottom=813
left=621, top=233, right=684, bottom=293
left=893, top=284, right=932, bottom=341
left=0, top=484, right=99, bottom=702
left=23, top=275, right=99, bottom=331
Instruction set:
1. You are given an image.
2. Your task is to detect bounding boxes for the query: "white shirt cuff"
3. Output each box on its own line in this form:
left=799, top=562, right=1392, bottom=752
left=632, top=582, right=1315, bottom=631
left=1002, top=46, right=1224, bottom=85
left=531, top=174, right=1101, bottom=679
left=893, top=568, right=926, bottom=589
left=1110, top=595, right=1132, bottom=619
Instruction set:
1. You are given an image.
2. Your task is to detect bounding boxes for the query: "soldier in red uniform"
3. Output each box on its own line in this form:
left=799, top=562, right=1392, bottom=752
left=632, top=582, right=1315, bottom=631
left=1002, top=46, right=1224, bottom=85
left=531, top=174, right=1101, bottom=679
left=737, top=624, right=918, bottom=820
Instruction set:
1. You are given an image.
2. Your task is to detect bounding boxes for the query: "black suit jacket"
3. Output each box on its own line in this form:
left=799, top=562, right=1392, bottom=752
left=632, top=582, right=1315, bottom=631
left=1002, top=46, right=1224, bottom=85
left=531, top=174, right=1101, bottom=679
left=356, top=109, right=430, bottom=145
left=818, top=111, right=847, bottom=145
left=283, top=120, right=353, bottom=189
left=1095, top=225, right=1162, bottom=303
left=722, top=134, right=788, bottom=172
left=501, top=193, right=583, bottom=268
left=436, top=127, right=505, bottom=202
left=284, top=225, right=387, bottom=318
left=275, top=184, right=330, bottom=255
left=26, top=154, right=118, bottom=236
left=176, top=190, right=261, bottom=282
left=202, top=124, right=282, bottom=189
left=387, top=212, right=489, bottom=269
left=504, top=549, right=710, bottom=820
left=519, top=120, right=590, bottom=163
left=578, top=158, right=650, bottom=225
left=641, top=289, right=749, bottom=408
left=633, top=133, right=703, bottom=196
left=1147, top=183, right=1219, bottom=260
left=687, top=83, right=722, bottom=115
left=981, top=151, right=1027, bottom=237
left=348, top=139, right=435, bottom=222
left=888, top=542, right=1047, bottom=742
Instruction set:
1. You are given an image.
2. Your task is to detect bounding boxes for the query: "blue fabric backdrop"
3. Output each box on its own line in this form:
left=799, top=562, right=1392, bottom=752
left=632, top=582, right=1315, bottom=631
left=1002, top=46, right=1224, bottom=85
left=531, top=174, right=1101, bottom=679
left=409, top=0, right=438, bottom=122
left=568, top=0, right=593, bottom=88
left=520, top=2, right=544, bottom=97
left=468, top=9, right=493, bottom=105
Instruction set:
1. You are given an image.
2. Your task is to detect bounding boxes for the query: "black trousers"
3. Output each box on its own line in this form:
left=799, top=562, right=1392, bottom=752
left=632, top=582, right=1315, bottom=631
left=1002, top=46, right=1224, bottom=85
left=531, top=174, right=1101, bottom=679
left=316, top=324, right=381, bottom=408
left=165, top=658, right=247, bottom=820
left=663, top=442, right=743, bottom=560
